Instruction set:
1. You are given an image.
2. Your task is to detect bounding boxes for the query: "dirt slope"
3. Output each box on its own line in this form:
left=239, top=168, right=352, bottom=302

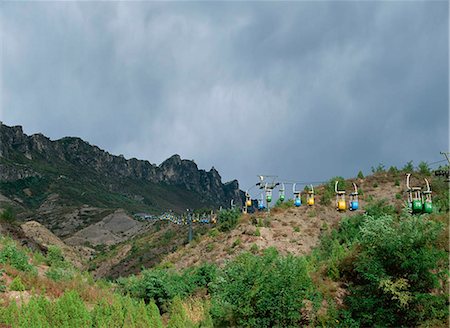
left=64, top=209, right=150, bottom=247
left=165, top=173, right=407, bottom=270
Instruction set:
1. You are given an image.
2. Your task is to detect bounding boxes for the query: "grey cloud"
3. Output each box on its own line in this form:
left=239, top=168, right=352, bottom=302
left=0, top=1, right=448, bottom=193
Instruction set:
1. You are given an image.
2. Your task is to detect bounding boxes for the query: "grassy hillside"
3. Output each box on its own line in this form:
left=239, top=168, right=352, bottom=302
left=0, top=167, right=448, bottom=327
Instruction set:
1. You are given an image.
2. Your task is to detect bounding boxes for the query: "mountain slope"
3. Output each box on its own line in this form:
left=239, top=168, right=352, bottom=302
left=0, top=123, right=243, bottom=236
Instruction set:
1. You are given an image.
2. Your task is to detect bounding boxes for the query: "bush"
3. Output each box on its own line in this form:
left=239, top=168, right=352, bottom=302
left=0, top=207, right=15, bottom=223
left=344, top=214, right=448, bottom=326
left=167, top=295, right=195, bottom=328
left=211, top=248, right=317, bottom=327
left=371, top=163, right=385, bottom=173
left=9, top=277, right=25, bottom=291
left=117, top=266, right=206, bottom=311
left=418, top=161, right=431, bottom=176
left=388, top=166, right=399, bottom=174
left=217, top=209, right=241, bottom=232
left=46, top=245, right=65, bottom=267
left=402, top=160, right=414, bottom=172
left=0, top=240, right=36, bottom=273
left=357, top=171, right=364, bottom=179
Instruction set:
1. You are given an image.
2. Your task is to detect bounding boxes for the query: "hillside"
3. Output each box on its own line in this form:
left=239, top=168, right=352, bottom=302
left=90, top=169, right=448, bottom=278
left=0, top=166, right=448, bottom=327
left=0, top=123, right=243, bottom=238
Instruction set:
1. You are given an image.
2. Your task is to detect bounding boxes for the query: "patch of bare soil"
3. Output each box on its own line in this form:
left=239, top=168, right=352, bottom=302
left=64, top=209, right=151, bottom=247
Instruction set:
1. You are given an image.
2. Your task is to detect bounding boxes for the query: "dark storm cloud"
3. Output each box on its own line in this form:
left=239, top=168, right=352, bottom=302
left=0, top=1, right=448, bottom=193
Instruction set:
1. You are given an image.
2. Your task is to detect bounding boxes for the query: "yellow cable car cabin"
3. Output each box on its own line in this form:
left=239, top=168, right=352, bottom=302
left=306, top=184, right=315, bottom=206
left=335, top=181, right=347, bottom=211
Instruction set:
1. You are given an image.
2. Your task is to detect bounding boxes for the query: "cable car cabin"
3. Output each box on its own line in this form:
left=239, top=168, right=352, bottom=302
left=279, top=183, right=286, bottom=202
left=410, top=187, right=423, bottom=214
left=423, top=193, right=433, bottom=213
left=294, top=197, right=301, bottom=207
left=258, top=201, right=265, bottom=210
left=349, top=183, right=359, bottom=211
left=422, top=178, right=433, bottom=214
left=348, top=194, right=359, bottom=211
left=246, top=199, right=252, bottom=207
left=306, top=184, right=314, bottom=206
left=336, top=192, right=347, bottom=211
left=335, top=181, right=346, bottom=211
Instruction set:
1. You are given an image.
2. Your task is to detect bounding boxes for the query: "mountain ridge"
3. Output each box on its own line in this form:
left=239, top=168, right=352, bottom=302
left=0, top=122, right=244, bottom=236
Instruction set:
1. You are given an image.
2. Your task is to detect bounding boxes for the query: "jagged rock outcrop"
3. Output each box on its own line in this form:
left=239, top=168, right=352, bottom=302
left=0, top=122, right=244, bottom=212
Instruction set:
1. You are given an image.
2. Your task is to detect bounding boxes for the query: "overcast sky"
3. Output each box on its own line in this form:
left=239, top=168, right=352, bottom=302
left=0, top=1, right=448, bottom=193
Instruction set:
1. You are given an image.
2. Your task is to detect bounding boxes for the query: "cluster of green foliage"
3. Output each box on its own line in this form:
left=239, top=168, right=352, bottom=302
left=117, top=263, right=217, bottom=312
left=45, top=245, right=76, bottom=281
left=211, top=248, right=317, bottom=327
left=0, top=291, right=165, bottom=328
left=217, top=208, right=241, bottom=232
left=0, top=237, right=36, bottom=273
left=310, top=199, right=449, bottom=327
left=274, top=198, right=294, bottom=209
left=0, top=207, right=15, bottom=223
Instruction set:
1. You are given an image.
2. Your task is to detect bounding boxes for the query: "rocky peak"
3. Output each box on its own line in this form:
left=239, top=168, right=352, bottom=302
left=0, top=123, right=244, bottom=208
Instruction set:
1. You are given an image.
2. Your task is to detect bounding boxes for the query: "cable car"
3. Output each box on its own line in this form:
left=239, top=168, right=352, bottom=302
left=349, top=182, right=359, bottom=211
left=422, top=178, right=433, bottom=214
left=293, top=183, right=302, bottom=207
left=335, top=181, right=347, bottom=211
left=279, top=183, right=285, bottom=202
left=258, top=194, right=265, bottom=210
left=306, top=184, right=315, bottom=206
left=245, top=192, right=252, bottom=207
left=406, top=174, right=423, bottom=214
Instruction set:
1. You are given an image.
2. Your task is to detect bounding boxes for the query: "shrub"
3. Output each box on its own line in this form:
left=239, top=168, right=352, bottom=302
left=0, top=240, right=36, bottom=273
left=357, top=171, right=364, bottom=179
left=344, top=214, right=448, bottom=326
left=9, top=277, right=25, bottom=291
left=208, top=229, right=219, bottom=238
left=402, top=160, right=414, bottom=172
left=46, top=245, right=65, bottom=267
left=118, top=267, right=198, bottom=311
left=50, top=290, right=91, bottom=327
left=418, top=161, right=431, bottom=175
left=254, top=227, right=261, bottom=237
left=211, top=248, right=317, bottom=327
left=371, top=163, right=385, bottom=173
left=167, top=295, right=195, bottom=328
left=0, top=207, right=15, bottom=223
left=217, top=209, right=241, bottom=232
left=250, top=244, right=259, bottom=254
left=388, top=166, right=399, bottom=174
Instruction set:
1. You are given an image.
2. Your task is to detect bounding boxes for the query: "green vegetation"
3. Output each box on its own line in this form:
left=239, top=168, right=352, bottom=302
left=9, top=277, right=25, bottom=291
left=0, top=206, right=15, bottom=223
left=402, top=160, right=414, bottom=172
left=0, top=237, right=36, bottom=273
left=357, top=170, right=364, bottom=179
left=217, top=208, right=241, bottom=232
left=320, top=177, right=345, bottom=205
left=418, top=161, right=431, bottom=175
left=371, top=163, right=385, bottom=173
left=0, top=171, right=448, bottom=327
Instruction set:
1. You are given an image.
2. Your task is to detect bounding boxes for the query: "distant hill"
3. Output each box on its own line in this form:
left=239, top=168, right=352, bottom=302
left=0, top=123, right=244, bottom=237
